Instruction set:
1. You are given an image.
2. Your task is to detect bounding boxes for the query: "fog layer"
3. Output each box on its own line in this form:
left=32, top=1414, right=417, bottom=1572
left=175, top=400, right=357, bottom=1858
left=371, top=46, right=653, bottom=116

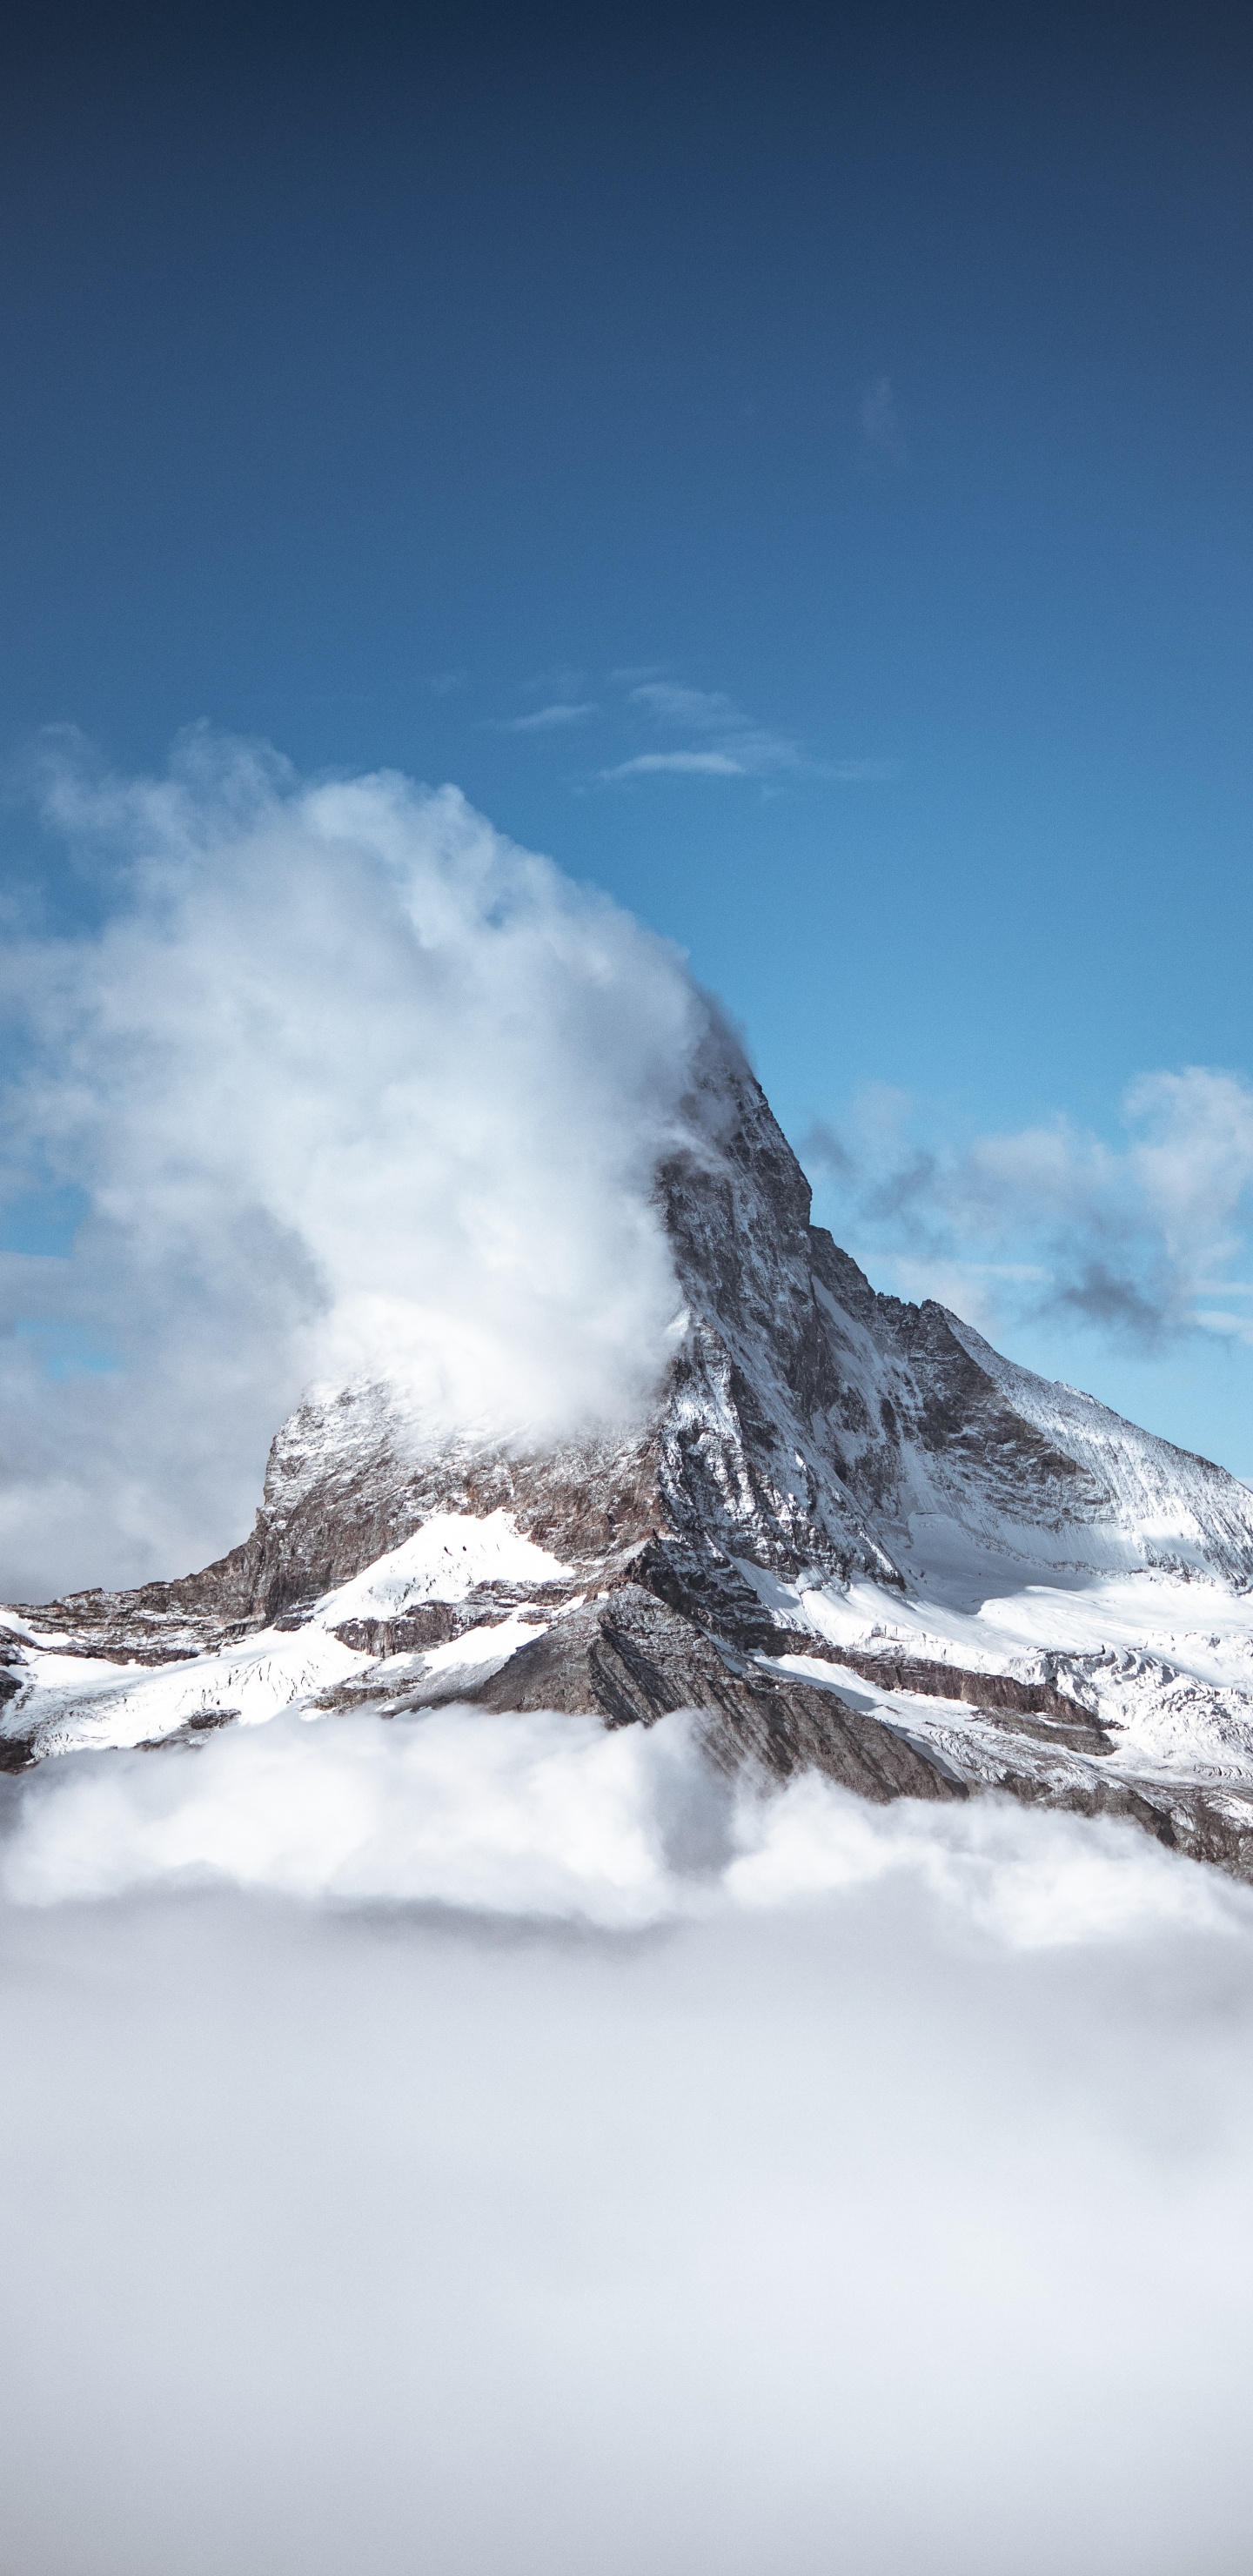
left=3, top=1715, right=1253, bottom=2576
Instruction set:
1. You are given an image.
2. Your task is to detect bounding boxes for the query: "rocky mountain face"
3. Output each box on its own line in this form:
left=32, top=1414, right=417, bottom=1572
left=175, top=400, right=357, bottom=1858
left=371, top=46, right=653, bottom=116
left=5, top=1043, right=1253, bottom=1874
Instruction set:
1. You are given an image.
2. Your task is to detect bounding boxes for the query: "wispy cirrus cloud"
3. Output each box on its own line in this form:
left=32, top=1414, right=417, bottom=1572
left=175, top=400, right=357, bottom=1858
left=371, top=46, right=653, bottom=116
left=629, top=679, right=802, bottom=774
left=602, top=678, right=807, bottom=784
left=859, top=373, right=907, bottom=468
left=627, top=682, right=747, bottom=729
left=1199, top=1310, right=1253, bottom=1348
left=488, top=667, right=899, bottom=791
left=806, top=1067, right=1253, bottom=1352
left=498, top=701, right=598, bottom=733
left=602, top=749, right=747, bottom=779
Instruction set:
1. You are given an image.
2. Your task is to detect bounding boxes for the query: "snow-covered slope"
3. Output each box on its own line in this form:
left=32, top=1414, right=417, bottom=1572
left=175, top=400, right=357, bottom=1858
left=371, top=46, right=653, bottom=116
left=4, top=1039, right=1252, bottom=1875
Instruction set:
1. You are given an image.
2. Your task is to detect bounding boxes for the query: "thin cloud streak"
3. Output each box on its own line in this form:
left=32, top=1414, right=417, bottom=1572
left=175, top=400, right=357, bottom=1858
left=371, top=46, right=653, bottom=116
left=607, top=678, right=896, bottom=788
left=490, top=669, right=897, bottom=791
left=601, top=750, right=747, bottom=779
left=605, top=676, right=803, bottom=783
left=1198, top=1309, right=1253, bottom=1348
left=628, top=681, right=742, bottom=731
left=499, top=701, right=598, bottom=732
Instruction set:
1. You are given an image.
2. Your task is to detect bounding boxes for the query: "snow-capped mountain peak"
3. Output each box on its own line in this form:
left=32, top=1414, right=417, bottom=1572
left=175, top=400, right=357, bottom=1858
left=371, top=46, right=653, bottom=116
left=4, top=1040, right=1253, bottom=1877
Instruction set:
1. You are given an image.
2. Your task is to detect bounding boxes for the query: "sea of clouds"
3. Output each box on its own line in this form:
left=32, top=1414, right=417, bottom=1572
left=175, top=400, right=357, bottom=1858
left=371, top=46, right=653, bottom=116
left=0, top=730, right=709, bottom=1600
left=3, top=1708, right=1253, bottom=2576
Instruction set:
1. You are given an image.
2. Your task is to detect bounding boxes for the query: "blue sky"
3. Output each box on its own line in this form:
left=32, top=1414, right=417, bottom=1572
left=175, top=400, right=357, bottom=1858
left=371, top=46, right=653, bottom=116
left=3, top=2, right=1253, bottom=1473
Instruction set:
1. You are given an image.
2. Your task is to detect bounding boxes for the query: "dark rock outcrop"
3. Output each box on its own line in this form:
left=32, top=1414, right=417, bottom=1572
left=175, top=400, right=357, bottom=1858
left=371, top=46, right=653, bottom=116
left=466, top=1583, right=963, bottom=1803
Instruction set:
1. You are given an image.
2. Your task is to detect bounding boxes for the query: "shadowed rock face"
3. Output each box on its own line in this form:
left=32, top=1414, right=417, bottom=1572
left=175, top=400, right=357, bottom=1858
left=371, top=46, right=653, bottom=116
left=7, top=1040, right=1253, bottom=1852
left=468, top=1583, right=962, bottom=1805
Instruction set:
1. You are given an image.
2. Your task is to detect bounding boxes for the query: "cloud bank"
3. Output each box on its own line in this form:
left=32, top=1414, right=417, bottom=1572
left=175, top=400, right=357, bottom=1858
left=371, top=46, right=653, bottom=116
left=3, top=1714, right=1253, bottom=2576
left=1, top=1701, right=1233, bottom=1942
left=0, top=732, right=708, bottom=1600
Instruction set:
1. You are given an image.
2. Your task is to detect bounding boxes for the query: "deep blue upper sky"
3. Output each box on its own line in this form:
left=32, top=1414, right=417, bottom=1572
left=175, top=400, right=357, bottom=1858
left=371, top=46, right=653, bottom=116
left=3, top=1, right=1252, bottom=1466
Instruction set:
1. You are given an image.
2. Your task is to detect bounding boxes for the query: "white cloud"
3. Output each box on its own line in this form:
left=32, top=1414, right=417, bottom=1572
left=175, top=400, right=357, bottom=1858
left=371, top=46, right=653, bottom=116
left=3, top=1706, right=711, bottom=1921
left=1125, top=1066, right=1253, bottom=1251
left=599, top=678, right=895, bottom=788
left=808, top=1067, right=1253, bottom=1352
left=499, top=701, right=599, bottom=732
left=0, top=1701, right=1236, bottom=1944
left=628, top=681, right=742, bottom=730
left=1197, top=1308, right=1253, bottom=1347
left=0, top=732, right=711, bottom=1600
left=602, top=679, right=803, bottom=782
left=4, top=1718, right=1253, bottom=2573
left=601, top=749, right=747, bottom=780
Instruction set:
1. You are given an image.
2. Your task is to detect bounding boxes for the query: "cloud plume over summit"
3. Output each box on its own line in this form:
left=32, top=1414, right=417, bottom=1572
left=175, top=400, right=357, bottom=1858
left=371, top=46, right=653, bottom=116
left=0, top=734, right=708, bottom=1600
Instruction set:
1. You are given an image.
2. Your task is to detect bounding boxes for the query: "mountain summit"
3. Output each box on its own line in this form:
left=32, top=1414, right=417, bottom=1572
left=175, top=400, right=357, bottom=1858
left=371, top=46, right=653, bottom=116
left=5, top=1043, right=1253, bottom=1874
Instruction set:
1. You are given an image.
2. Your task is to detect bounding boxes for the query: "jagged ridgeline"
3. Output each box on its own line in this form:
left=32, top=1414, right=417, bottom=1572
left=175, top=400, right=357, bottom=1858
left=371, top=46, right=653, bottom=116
left=4, top=1047, right=1253, bottom=1875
